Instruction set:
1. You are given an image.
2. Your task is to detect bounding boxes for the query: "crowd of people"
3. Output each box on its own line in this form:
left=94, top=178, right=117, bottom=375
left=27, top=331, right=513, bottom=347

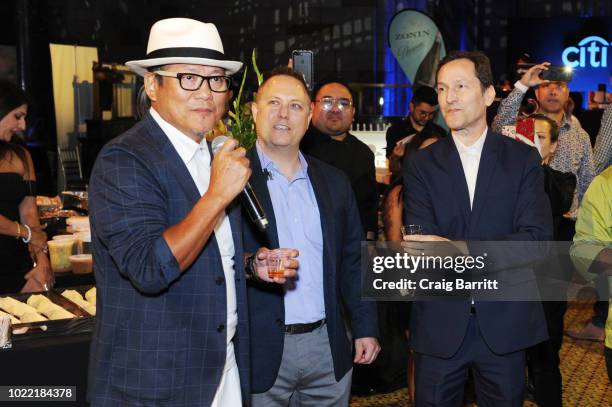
left=1, top=15, right=611, bottom=407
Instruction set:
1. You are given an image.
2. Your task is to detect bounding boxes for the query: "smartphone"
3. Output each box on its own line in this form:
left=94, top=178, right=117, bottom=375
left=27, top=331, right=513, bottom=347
left=516, top=63, right=535, bottom=72
left=539, top=66, right=573, bottom=82
left=291, top=50, right=313, bottom=91
left=517, top=64, right=573, bottom=82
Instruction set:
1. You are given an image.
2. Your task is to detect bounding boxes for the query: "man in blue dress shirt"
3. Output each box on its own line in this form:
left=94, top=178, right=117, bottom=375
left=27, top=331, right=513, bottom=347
left=243, top=66, right=380, bottom=406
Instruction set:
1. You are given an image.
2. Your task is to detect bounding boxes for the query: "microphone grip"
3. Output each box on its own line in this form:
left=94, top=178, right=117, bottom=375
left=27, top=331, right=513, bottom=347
left=240, top=182, right=269, bottom=232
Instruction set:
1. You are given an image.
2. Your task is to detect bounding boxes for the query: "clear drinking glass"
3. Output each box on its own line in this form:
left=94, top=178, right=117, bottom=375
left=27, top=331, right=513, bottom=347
left=401, top=225, right=423, bottom=237
left=266, top=249, right=292, bottom=279
left=401, top=224, right=423, bottom=239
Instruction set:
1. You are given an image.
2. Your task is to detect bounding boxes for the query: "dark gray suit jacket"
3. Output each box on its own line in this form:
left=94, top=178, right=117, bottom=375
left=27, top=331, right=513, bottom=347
left=403, top=131, right=553, bottom=358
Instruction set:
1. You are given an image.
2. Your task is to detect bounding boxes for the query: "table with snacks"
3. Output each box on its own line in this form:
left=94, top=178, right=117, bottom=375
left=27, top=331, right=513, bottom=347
left=0, top=287, right=96, bottom=405
left=0, top=193, right=97, bottom=405
left=37, top=193, right=93, bottom=276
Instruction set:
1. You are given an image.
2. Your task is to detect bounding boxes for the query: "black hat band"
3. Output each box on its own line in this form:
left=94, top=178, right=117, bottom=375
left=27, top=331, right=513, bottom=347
left=146, top=47, right=227, bottom=61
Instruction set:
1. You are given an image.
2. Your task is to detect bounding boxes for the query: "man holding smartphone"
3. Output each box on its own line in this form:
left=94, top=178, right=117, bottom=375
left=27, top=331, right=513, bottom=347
left=492, top=62, right=595, bottom=213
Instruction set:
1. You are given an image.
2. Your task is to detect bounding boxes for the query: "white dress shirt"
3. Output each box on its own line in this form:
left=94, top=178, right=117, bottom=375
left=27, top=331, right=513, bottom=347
left=150, top=108, right=241, bottom=406
left=452, top=128, right=488, bottom=209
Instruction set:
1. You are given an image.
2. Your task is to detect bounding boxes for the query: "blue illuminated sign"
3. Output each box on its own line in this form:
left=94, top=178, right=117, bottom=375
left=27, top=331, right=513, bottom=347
left=509, top=18, right=612, bottom=109
left=562, top=36, right=611, bottom=68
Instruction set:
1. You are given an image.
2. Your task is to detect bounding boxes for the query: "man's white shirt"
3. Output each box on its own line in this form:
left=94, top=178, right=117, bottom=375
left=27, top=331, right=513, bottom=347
left=452, top=127, right=488, bottom=210
left=150, top=108, right=241, bottom=406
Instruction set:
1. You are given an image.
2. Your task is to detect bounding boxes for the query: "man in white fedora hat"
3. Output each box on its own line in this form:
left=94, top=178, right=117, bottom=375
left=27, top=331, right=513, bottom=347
left=87, top=17, right=296, bottom=406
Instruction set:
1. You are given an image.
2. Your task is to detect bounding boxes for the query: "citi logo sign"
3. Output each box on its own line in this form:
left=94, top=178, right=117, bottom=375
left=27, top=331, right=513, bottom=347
left=562, top=36, right=611, bottom=68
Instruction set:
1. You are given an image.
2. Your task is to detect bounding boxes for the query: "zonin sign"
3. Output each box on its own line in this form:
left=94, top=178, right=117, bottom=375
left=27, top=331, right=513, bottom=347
left=562, top=36, right=611, bottom=68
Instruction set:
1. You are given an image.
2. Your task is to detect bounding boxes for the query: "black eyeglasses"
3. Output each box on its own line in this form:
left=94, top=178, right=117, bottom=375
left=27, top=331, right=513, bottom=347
left=315, top=97, right=353, bottom=111
left=153, top=70, right=232, bottom=92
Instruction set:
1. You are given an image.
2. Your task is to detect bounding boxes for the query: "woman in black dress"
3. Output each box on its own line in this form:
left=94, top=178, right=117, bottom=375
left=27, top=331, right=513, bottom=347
left=0, top=79, right=52, bottom=294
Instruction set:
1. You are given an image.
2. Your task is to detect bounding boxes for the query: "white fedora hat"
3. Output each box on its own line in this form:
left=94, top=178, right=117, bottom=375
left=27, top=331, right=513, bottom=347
left=125, top=18, right=243, bottom=76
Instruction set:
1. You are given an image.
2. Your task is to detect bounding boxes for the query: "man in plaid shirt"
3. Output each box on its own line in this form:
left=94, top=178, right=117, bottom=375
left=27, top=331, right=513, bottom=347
left=492, top=63, right=595, bottom=209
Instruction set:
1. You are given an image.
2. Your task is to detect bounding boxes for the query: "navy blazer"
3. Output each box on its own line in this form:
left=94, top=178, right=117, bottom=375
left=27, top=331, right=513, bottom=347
left=243, top=148, right=378, bottom=393
left=403, top=131, right=553, bottom=358
left=88, top=113, right=250, bottom=406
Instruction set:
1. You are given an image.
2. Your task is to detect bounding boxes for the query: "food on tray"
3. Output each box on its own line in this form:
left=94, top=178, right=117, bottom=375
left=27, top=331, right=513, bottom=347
left=48, top=310, right=73, bottom=320
left=19, top=312, right=48, bottom=323
left=0, top=297, right=46, bottom=321
left=26, top=295, right=74, bottom=320
left=62, top=290, right=96, bottom=315
left=36, top=195, right=61, bottom=208
left=85, top=287, right=96, bottom=305
left=66, top=216, right=90, bottom=232
left=40, top=209, right=79, bottom=218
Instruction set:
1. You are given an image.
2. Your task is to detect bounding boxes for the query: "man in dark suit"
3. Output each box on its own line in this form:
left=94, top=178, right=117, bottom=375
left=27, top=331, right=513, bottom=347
left=402, top=51, right=553, bottom=406
left=88, top=18, right=294, bottom=406
left=244, top=67, right=380, bottom=406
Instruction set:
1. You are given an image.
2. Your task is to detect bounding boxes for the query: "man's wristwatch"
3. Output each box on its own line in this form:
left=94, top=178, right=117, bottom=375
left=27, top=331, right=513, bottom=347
left=245, top=254, right=257, bottom=280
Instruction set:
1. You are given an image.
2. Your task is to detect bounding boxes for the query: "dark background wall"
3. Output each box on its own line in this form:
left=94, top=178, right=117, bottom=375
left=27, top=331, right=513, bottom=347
left=1, top=0, right=611, bottom=145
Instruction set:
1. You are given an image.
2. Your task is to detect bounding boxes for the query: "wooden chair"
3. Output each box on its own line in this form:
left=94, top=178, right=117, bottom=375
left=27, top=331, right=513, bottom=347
left=58, top=146, right=87, bottom=191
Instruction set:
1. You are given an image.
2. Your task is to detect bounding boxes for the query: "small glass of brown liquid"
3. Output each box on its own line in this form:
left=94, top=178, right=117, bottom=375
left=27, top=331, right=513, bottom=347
left=267, top=249, right=292, bottom=279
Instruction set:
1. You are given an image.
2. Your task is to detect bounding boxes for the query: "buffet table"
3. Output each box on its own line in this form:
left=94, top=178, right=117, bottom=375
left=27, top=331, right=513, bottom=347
left=0, top=194, right=95, bottom=405
left=0, top=275, right=95, bottom=406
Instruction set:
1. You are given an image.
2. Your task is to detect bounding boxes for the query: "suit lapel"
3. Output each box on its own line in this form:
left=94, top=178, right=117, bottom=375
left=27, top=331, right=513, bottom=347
left=469, top=130, right=499, bottom=232
left=305, top=157, right=334, bottom=290
left=438, top=137, right=471, bottom=224
left=247, top=148, right=280, bottom=248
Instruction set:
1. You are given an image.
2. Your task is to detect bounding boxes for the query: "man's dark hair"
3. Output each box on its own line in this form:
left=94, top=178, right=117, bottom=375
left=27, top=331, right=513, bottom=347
left=412, top=85, right=438, bottom=106
left=312, top=78, right=354, bottom=102
left=259, top=66, right=310, bottom=100
left=529, top=113, right=560, bottom=142
left=436, top=50, right=494, bottom=91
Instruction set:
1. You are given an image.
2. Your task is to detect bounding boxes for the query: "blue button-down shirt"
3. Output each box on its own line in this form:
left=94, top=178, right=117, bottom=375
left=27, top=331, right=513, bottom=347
left=256, top=142, right=326, bottom=324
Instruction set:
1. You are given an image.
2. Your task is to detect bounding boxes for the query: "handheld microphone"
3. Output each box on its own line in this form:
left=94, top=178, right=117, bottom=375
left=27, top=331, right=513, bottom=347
left=212, top=135, right=269, bottom=231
